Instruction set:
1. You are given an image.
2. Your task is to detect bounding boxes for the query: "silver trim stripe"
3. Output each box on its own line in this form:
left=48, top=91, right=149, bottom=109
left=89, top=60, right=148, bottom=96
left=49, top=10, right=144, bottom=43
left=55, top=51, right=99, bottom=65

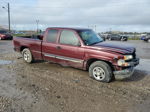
left=44, top=53, right=55, bottom=58
left=32, top=50, right=42, bottom=54
left=43, top=53, right=83, bottom=63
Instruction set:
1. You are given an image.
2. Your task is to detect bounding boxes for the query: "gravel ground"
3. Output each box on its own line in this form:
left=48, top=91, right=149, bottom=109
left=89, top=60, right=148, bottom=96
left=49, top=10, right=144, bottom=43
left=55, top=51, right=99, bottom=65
left=0, top=40, right=150, bottom=112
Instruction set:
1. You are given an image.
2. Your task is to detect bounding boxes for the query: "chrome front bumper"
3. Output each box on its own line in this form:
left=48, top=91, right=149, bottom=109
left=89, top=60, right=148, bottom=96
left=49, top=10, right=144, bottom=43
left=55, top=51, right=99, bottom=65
left=113, top=58, right=139, bottom=80
left=114, top=67, right=135, bottom=79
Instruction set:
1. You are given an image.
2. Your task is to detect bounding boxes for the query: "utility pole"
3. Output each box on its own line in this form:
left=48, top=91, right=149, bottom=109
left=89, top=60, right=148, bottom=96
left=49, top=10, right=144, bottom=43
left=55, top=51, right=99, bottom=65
left=2, top=3, right=11, bottom=33
left=36, top=20, right=39, bottom=33
left=8, top=3, right=10, bottom=33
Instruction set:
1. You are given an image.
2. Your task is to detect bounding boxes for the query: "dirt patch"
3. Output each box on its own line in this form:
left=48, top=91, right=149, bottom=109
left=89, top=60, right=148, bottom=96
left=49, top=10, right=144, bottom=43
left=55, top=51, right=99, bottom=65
left=0, top=40, right=150, bottom=112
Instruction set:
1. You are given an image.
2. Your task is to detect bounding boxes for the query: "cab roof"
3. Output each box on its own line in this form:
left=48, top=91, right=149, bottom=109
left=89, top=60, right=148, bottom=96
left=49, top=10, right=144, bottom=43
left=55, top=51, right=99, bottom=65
left=47, top=27, right=91, bottom=31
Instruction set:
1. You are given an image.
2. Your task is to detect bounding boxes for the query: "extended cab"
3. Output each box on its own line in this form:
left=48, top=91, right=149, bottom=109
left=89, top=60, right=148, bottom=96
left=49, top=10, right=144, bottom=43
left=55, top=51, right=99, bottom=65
left=13, top=27, right=139, bottom=82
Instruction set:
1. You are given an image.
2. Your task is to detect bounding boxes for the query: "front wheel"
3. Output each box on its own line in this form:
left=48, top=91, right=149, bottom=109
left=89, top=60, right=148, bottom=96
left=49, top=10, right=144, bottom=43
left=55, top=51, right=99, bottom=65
left=121, top=37, right=124, bottom=41
left=22, top=48, right=34, bottom=63
left=108, top=38, right=112, bottom=41
left=121, top=37, right=127, bottom=41
left=89, top=61, right=112, bottom=83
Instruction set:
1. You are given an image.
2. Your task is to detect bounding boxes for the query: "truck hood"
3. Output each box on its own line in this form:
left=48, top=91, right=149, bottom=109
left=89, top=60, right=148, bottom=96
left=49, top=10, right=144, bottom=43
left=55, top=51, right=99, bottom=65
left=92, top=41, right=135, bottom=54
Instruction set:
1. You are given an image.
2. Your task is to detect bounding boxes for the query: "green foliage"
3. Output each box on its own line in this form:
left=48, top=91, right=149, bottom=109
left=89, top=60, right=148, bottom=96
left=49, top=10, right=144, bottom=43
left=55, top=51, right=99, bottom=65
left=128, top=37, right=140, bottom=40
left=12, top=34, right=30, bottom=37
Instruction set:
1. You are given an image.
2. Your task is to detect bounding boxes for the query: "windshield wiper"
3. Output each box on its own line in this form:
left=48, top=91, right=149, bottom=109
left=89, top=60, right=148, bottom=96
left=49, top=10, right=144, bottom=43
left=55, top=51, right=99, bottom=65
left=89, top=41, right=103, bottom=45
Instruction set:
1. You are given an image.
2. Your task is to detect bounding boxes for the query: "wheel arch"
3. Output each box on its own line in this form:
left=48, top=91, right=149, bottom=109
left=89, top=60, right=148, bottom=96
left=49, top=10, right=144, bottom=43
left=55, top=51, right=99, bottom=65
left=86, top=58, right=114, bottom=71
left=20, top=46, right=29, bottom=52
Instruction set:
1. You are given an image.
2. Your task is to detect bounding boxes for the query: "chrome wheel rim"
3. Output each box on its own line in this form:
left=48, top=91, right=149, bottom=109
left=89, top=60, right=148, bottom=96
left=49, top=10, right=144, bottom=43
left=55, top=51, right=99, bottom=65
left=23, top=51, right=30, bottom=61
left=93, top=67, right=105, bottom=80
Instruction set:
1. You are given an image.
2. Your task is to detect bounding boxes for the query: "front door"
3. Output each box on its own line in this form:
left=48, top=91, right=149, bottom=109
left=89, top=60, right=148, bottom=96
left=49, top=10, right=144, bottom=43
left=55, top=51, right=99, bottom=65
left=55, top=30, right=85, bottom=69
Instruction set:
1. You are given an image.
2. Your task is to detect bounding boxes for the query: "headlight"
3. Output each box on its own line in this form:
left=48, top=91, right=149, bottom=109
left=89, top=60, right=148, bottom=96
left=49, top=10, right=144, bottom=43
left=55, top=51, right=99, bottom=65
left=117, top=59, right=130, bottom=66
left=124, top=55, right=133, bottom=60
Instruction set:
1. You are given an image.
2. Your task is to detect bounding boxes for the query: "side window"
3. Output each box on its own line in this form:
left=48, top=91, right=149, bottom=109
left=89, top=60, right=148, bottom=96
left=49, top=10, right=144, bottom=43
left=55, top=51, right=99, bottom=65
left=46, top=30, right=58, bottom=43
left=60, top=30, right=80, bottom=46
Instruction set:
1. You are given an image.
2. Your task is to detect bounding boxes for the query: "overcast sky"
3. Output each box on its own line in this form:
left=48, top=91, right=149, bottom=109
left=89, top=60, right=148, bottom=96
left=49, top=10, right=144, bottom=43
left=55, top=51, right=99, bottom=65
left=0, top=0, right=150, bottom=32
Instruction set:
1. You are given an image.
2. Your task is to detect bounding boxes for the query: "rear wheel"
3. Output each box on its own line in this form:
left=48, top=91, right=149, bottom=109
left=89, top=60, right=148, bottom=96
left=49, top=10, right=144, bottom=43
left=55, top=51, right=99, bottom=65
left=89, top=61, right=112, bottom=83
left=22, top=48, right=34, bottom=63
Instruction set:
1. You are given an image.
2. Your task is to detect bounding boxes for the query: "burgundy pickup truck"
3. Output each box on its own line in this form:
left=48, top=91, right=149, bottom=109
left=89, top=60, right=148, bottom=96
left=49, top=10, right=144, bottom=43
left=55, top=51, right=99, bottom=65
left=13, top=27, right=139, bottom=82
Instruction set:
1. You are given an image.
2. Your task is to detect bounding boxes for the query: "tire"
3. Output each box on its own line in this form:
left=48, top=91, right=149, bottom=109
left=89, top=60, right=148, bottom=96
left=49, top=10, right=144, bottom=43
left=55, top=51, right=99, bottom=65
left=89, top=61, right=112, bottom=83
left=125, top=38, right=128, bottom=41
left=121, top=37, right=124, bottom=41
left=22, top=48, right=34, bottom=63
left=108, top=37, right=112, bottom=41
left=10, top=36, right=13, bottom=40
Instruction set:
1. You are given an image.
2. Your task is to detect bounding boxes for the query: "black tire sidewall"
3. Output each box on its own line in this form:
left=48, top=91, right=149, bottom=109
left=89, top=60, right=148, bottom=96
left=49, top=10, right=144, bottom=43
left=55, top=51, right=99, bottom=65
left=89, top=61, right=112, bottom=82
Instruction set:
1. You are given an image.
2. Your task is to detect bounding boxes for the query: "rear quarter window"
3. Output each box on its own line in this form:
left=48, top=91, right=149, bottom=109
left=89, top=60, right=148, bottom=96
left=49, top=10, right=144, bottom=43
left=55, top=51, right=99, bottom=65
left=46, top=30, right=58, bottom=43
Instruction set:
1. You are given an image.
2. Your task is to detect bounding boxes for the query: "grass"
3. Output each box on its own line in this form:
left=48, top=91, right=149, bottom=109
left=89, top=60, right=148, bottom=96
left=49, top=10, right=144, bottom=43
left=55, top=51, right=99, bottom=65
left=12, top=33, right=40, bottom=37
left=128, top=38, right=140, bottom=40
left=12, top=34, right=30, bottom=37
left=128, top=36, right=140, bottom=40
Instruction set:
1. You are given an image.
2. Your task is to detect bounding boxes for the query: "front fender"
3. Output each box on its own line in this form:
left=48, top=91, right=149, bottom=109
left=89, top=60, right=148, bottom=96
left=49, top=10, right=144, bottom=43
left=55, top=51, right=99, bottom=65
left=83, top=54, right=116, bottom=70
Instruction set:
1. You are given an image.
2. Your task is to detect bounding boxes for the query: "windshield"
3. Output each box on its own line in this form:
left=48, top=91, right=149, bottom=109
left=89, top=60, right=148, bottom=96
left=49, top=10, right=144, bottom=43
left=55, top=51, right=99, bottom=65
left=77, top=30, right=103, bottom=45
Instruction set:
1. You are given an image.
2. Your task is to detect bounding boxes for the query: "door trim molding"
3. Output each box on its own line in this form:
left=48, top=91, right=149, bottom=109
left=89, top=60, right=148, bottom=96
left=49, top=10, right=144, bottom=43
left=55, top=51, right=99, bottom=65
left=43, top=53, right=83, bottom=63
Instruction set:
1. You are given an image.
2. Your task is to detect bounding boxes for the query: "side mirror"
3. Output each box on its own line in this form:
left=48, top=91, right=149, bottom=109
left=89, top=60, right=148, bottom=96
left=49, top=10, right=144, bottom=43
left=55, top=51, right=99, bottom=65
left=77, top=41, right=81, bottom=47
left=38, top=35, right=43, bottom=40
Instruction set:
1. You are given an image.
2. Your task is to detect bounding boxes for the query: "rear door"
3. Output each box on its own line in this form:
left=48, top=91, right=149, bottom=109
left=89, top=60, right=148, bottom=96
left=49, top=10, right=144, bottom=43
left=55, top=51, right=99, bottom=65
left=42, top=29, right=59, bottom=62
left=55, top=30, right=85, bottom=68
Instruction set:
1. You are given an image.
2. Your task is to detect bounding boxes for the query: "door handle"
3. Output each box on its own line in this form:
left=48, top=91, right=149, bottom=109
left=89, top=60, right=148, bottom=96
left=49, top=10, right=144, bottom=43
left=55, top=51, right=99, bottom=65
left=56, top=46, right=61, bottom=49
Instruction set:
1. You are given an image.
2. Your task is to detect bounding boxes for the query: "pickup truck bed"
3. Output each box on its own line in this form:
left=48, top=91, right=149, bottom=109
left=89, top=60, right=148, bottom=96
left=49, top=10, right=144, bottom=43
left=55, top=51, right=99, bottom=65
left=14, top=36, right=42, bottom=60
